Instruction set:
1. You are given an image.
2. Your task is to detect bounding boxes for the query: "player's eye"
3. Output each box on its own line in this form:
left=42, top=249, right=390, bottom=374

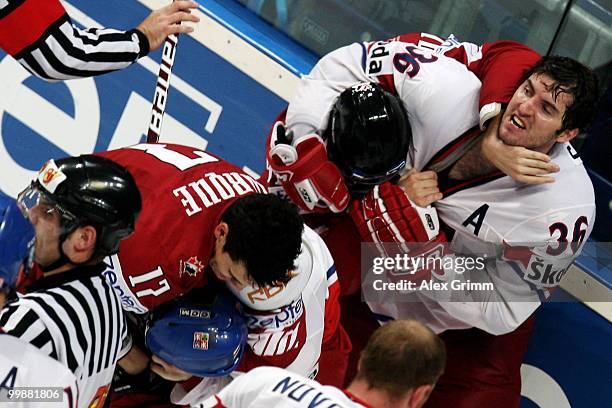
left=524, top=85, right=531, bottom=96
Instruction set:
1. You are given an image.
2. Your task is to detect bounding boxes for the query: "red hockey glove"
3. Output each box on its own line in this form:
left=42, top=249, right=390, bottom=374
left=349, top=182, right=448, bottom=283
left=266, top=122, right=350, bottom=213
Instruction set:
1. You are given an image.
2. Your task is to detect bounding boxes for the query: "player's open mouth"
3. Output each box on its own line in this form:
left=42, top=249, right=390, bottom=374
left=511, top=115, right=526, bottom=129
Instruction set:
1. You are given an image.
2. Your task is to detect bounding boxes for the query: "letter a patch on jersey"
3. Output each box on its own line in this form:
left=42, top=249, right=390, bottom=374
left=462, top=204, right=489, bottom=236
left=0, top=366, right=17, bottom=389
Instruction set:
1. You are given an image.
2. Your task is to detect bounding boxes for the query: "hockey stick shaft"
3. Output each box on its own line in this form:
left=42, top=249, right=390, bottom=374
left=147, top=31, right=179, bottom=143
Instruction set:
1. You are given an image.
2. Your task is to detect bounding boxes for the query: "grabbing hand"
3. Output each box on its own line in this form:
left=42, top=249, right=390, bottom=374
left=150, top=354, right=192, bottom=382
left=137, top=1, right=200, bottom=52
left=398, top=169, right=442, bottom=207
left=481, top=116, right=559, bottom=184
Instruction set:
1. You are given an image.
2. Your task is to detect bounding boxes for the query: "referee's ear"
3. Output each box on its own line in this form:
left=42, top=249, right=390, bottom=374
left=65, top=225, right=98, bottom=263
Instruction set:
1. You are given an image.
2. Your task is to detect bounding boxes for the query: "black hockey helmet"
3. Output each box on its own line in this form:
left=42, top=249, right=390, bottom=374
left=18, top=155, right=141, bottom=258
left=324, top=82, right=411, bottom=192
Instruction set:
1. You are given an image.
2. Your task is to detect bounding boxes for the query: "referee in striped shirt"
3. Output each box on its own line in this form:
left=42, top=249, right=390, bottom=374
left=0, top=155, right=142, bottom=407
left=0, top=0, right=199, bottom=81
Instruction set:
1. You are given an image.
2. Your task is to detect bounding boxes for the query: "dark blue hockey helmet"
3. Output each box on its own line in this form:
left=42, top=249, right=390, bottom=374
left=146, top=288, right=248, bottom=377
left=0, top=193, right=34, bottom=289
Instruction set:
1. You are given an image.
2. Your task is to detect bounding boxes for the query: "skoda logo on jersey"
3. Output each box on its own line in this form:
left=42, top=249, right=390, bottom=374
left=524, top=258, right=571, bottom=288
left=502, top=243, right=572, bottom=288
left=366, top=41, right=391, bottom=75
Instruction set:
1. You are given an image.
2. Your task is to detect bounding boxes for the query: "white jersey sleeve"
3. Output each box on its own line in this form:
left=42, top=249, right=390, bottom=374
left=286, top=37, right=481, bottom=165
left=287, top=42, right=370, bottom=138
left=0, top=335, right=78, bottom=408
left=199, top=367, right=365, bottom=408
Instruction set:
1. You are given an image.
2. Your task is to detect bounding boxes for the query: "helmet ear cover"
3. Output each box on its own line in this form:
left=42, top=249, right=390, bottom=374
left=324, top=82, right=411, bottom=192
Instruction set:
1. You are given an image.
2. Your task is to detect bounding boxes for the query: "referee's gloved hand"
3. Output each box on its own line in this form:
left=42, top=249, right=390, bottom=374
left=150, top=354, right=192, bottom=382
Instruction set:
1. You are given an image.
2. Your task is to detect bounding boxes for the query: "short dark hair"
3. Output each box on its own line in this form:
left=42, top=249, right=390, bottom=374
left=356, top=320, right=446, bottom=400
left=221, top=194, right=303, bottom=287
left=522, top=56, right=600, bottom=132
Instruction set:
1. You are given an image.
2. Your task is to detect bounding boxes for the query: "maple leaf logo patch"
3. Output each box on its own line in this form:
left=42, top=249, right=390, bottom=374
left=179, top=256, right=204, bottom=277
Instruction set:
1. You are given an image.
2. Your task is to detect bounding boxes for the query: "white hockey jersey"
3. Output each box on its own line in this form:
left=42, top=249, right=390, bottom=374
left=0, top=335, right=78, bottom=408
left=199, top=366, right=368, bottom=408
left=170, top=226, right=342, bottom=406
left=287, top=37, right=481, bottom=153
left=287, top=34, right=595, bottom=335
left=367, top=140, right=595, bottom=335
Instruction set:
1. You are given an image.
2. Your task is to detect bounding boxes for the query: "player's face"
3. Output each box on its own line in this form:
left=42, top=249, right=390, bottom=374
left=26, top=201, right=62, bottom=268
left=499, top=73, right=575, bottom=153
left=210, top=243, right=251, bottom=291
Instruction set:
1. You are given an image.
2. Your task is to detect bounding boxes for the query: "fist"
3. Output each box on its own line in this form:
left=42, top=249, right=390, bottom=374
left=398, top=169, right=442, bottom=207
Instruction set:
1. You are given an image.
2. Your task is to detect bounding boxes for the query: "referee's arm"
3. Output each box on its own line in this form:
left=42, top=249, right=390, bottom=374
left=14, top=18, right=150, bottom=82
left=0, top=0, right=198, bottom=81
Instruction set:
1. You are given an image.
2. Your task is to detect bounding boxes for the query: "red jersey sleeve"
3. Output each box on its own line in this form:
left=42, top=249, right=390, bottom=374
left=0, top=0, right=66, bottom=55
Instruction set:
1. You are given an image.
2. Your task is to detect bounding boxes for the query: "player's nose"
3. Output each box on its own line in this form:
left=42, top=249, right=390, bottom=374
left=517, top=98, right=535, bottom=117
left=27, top=206, right=40, bottom=224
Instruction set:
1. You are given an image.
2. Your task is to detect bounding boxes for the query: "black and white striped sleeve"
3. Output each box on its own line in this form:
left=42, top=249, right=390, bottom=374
left=1, top=0, right=150, bottom=81
left=15, top=14, right=149, bottom=82
left=0, top=301, right=58, bottom=359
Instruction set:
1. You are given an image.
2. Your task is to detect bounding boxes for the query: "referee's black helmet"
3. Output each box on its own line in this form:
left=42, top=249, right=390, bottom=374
left=22, top=155, right=141, bottom=257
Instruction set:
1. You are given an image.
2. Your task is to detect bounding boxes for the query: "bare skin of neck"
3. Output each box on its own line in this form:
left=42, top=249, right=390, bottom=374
left=346, top=379, right=402, bottom=408
left=447, top=137, right=498, bottom=180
